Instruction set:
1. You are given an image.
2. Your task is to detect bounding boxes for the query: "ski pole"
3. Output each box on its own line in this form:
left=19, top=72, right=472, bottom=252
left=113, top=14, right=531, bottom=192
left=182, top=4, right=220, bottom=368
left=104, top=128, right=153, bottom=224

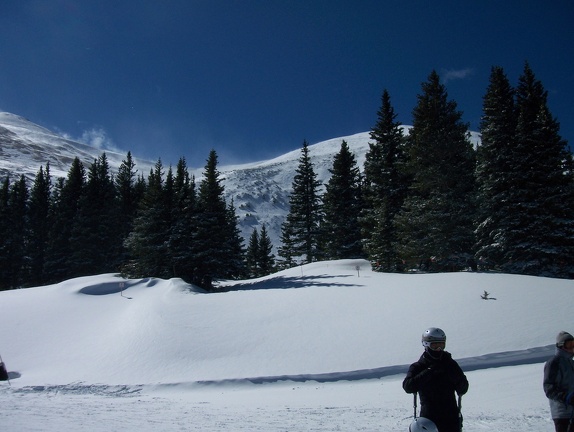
left=458, top=394, right=463, bottom=431
left=413, top=392, right=418, bottom=419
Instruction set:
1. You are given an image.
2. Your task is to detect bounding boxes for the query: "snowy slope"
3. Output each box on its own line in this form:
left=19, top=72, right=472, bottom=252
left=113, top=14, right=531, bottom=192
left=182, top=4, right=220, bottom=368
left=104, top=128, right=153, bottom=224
left=224, top=130, right=480, bottom=248
left=0, top=112, right=156, bottom=181
left=0, top=259, right=566, bottom=431
left=220, top=131, right=376, bottom=248
left=0, top=112, right=481, bottom=250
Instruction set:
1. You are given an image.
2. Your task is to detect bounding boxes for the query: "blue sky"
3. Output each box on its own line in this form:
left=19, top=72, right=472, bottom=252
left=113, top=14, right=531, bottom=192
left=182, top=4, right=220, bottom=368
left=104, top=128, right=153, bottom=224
left=1, top=1, right=572, bottom=167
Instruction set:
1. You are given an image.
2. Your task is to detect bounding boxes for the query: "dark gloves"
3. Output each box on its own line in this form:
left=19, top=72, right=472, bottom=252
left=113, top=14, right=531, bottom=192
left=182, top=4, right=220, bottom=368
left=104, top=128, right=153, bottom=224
left=566, top=393, right=574, bottom=406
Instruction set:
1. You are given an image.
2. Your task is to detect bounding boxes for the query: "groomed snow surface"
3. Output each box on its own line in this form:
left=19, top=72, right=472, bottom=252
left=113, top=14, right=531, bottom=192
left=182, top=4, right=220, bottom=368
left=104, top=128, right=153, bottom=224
left=0, top=259, right=569, bottom=431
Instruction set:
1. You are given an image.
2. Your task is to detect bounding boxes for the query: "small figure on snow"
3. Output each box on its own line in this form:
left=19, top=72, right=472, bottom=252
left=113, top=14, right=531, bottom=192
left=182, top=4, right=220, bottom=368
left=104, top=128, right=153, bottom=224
left=0, top=355, right=8, bottom=382
left=544, top=331, right=574, bottom=432
left=403, top=327, right=468, bottom=432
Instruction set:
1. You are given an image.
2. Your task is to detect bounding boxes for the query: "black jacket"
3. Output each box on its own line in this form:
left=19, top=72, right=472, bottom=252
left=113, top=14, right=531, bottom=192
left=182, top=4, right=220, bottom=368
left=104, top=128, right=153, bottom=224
left=403, top=350, right=468, bottom=431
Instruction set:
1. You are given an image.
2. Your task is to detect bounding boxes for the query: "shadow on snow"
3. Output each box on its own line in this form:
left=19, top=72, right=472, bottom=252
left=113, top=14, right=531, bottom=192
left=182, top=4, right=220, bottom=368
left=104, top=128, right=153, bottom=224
left=196, top=345, right=554, bottom=385
left=221, top=274, right=361, bottom=291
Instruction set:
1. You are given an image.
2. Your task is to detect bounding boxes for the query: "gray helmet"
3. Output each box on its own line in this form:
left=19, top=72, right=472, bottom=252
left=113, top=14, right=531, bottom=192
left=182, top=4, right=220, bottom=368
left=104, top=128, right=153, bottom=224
left=421, top=327, right=446, bottom=348
left=409, top=417, right=439, bottom=432
left=556, top=331, right=574, bottom=347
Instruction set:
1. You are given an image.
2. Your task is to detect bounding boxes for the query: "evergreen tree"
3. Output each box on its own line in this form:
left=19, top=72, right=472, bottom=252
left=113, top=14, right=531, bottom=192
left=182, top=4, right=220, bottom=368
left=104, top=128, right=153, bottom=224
left=245, top=228, right=260, bottom=278
left=0, top=178, right=13, bottom=289
left=475, top=66, right=517, bottom=267
left=279, top=141, right=322, bottom=265
left=175, top=158, right=190, bottom=192
left=69, top=154, right=121, bottom=276
left=0, top=176, right=28, bottom=289
left=27, top=164, right=52, bottom=285
left=321, top=140, right=364, bottom=260
left=258, top=224, right=276, bottom=276
left=500, top=63, right=574, bottom=276
left=0, top=178, right=10, bottom=287
left=193, top=150, right=238, bottom=288
left=277, top=222, right=297, bottom=269
left=362, top=90, right=408, bottom=271
left=246, top=225, right=275, bottom=277
left=168, top=158, right=197, bottom=281
left=134, top=173, right=147, bottom=204
left=396, top=71, right=476, bottom=269
left=115, top=152, right=141, bottom=265
left=0, top=178, right=11, bottom=290
left=44, top=158, right=86, bottom=282
left=125, top=159, right=171, bottom=278
left=162, top=165, right=176, bottom=274
left=224, top=199, right=247, bottom=279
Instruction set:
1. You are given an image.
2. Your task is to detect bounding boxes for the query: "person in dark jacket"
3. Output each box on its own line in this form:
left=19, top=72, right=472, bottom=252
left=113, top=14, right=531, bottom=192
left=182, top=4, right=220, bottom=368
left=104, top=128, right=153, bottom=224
left=403, top=327, right=469, bottom=432
left=0, top=354, right=8, bottom=381
left=544, top=331, right=574, bottom=432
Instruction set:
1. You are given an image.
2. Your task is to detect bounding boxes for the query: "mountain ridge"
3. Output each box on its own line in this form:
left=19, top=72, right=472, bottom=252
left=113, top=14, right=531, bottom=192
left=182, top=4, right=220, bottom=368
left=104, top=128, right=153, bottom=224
left=0, top=112, right=374, bottom=249
left=0, top=111, right=480, bottom=251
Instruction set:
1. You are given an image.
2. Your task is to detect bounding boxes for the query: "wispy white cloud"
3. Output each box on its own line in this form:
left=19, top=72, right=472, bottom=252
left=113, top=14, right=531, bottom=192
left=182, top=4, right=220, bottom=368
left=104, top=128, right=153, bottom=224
left=78, top=127, right=120, bottom=152
left=442, top=68, right=475, bottom=83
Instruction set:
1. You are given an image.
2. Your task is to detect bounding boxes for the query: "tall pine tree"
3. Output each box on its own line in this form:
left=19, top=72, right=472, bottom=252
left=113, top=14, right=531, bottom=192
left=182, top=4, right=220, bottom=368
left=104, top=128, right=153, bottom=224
left=0, top=176, right=28, bottom=289
left=125, top=159, right=171, bottom=278
left=245, top=228, right=260, bottom=278
left=224, top=199, right=247, bottom=279
left=45, top=157, right=85, bottom=282
left=362, top=90, right=408, bottom=271
left=396, top=71, right=476, bottom=269
left=475, top=66, right=517, bottom=268
left=168, top=157, right=197, bottom=281
left=279, top=140, right=322, bottom=265
left=499, top=63, right=574, bottom=276
left=115, top=152, right=142, bottom=266
left=27, top=164, right=52, bottom=285
left=193, top=150, right=244, bottom=288
left=245, top=225, right=275, bottom=277
left=69, top=154, right=121, bottom=276
left=257, top=224, right=275, bottom=276
left=321, top=140, right=364, bottom=260
left=0, top=178, right=10, bottom=290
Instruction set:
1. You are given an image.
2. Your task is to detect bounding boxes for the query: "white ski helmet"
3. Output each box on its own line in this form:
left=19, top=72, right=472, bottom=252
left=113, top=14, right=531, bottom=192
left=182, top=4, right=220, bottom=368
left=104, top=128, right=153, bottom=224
left=409, top=417, right=439, bottom=432
left=421, top=327, right=446, bottom=349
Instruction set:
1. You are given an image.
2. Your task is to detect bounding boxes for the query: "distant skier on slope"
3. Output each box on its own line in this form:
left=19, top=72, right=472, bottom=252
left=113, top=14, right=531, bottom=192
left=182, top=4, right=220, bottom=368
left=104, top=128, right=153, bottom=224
left=544, top=331, right=574, bottom=432
left=0, top=355, right=8, bottom=381
left=403, top=327, right=468, bottom=432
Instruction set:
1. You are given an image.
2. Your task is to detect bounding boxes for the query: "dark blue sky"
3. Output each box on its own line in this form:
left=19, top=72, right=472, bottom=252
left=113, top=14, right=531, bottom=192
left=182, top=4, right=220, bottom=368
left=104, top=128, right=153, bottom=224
left=1, top=1, right=572, bottom=167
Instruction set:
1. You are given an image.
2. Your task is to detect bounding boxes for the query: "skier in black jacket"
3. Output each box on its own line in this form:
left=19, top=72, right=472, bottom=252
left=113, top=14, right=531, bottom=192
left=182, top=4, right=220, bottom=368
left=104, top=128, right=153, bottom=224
left=403, top=327, right=469, bottom=432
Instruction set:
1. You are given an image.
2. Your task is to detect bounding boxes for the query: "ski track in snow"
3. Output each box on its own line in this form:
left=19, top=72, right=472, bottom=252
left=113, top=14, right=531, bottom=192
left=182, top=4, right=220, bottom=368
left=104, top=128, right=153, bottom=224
left=194, top=344, right=554, bottom=385
left=0, top=373, right=552, bottom=432
left=2, top=344, right=552, bottom=392
left=0, top=347, right=554, bottom=431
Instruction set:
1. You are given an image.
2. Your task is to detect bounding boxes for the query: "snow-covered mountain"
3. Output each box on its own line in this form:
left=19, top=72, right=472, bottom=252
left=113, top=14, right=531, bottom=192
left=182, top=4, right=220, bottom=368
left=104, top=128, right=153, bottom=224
left=220, top=131, right=378, bottom=249
left=0, top=111, right=481, bottom=251
left=0, top=112, right=369, bottom=249
left=0, top=112, right=157, bottom=182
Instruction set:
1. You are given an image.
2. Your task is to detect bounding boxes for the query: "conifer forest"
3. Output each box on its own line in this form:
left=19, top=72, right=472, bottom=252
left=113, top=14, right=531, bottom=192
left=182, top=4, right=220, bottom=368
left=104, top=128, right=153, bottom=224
left=1, top=64, right=573, bottom=291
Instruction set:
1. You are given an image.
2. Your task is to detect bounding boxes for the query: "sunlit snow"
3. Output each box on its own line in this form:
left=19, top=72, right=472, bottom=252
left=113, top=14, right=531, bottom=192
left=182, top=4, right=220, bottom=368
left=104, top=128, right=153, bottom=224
left=0, top=259, right=568, bottom=431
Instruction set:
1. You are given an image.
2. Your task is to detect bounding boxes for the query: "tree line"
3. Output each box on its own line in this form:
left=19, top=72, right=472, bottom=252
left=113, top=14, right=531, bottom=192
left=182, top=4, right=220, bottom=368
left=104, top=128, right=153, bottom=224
left=1, top=63, right=572, bottom=290
left=0, top=150, right=274, bottom=291
left=279, top=64, right=574, bottom=278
